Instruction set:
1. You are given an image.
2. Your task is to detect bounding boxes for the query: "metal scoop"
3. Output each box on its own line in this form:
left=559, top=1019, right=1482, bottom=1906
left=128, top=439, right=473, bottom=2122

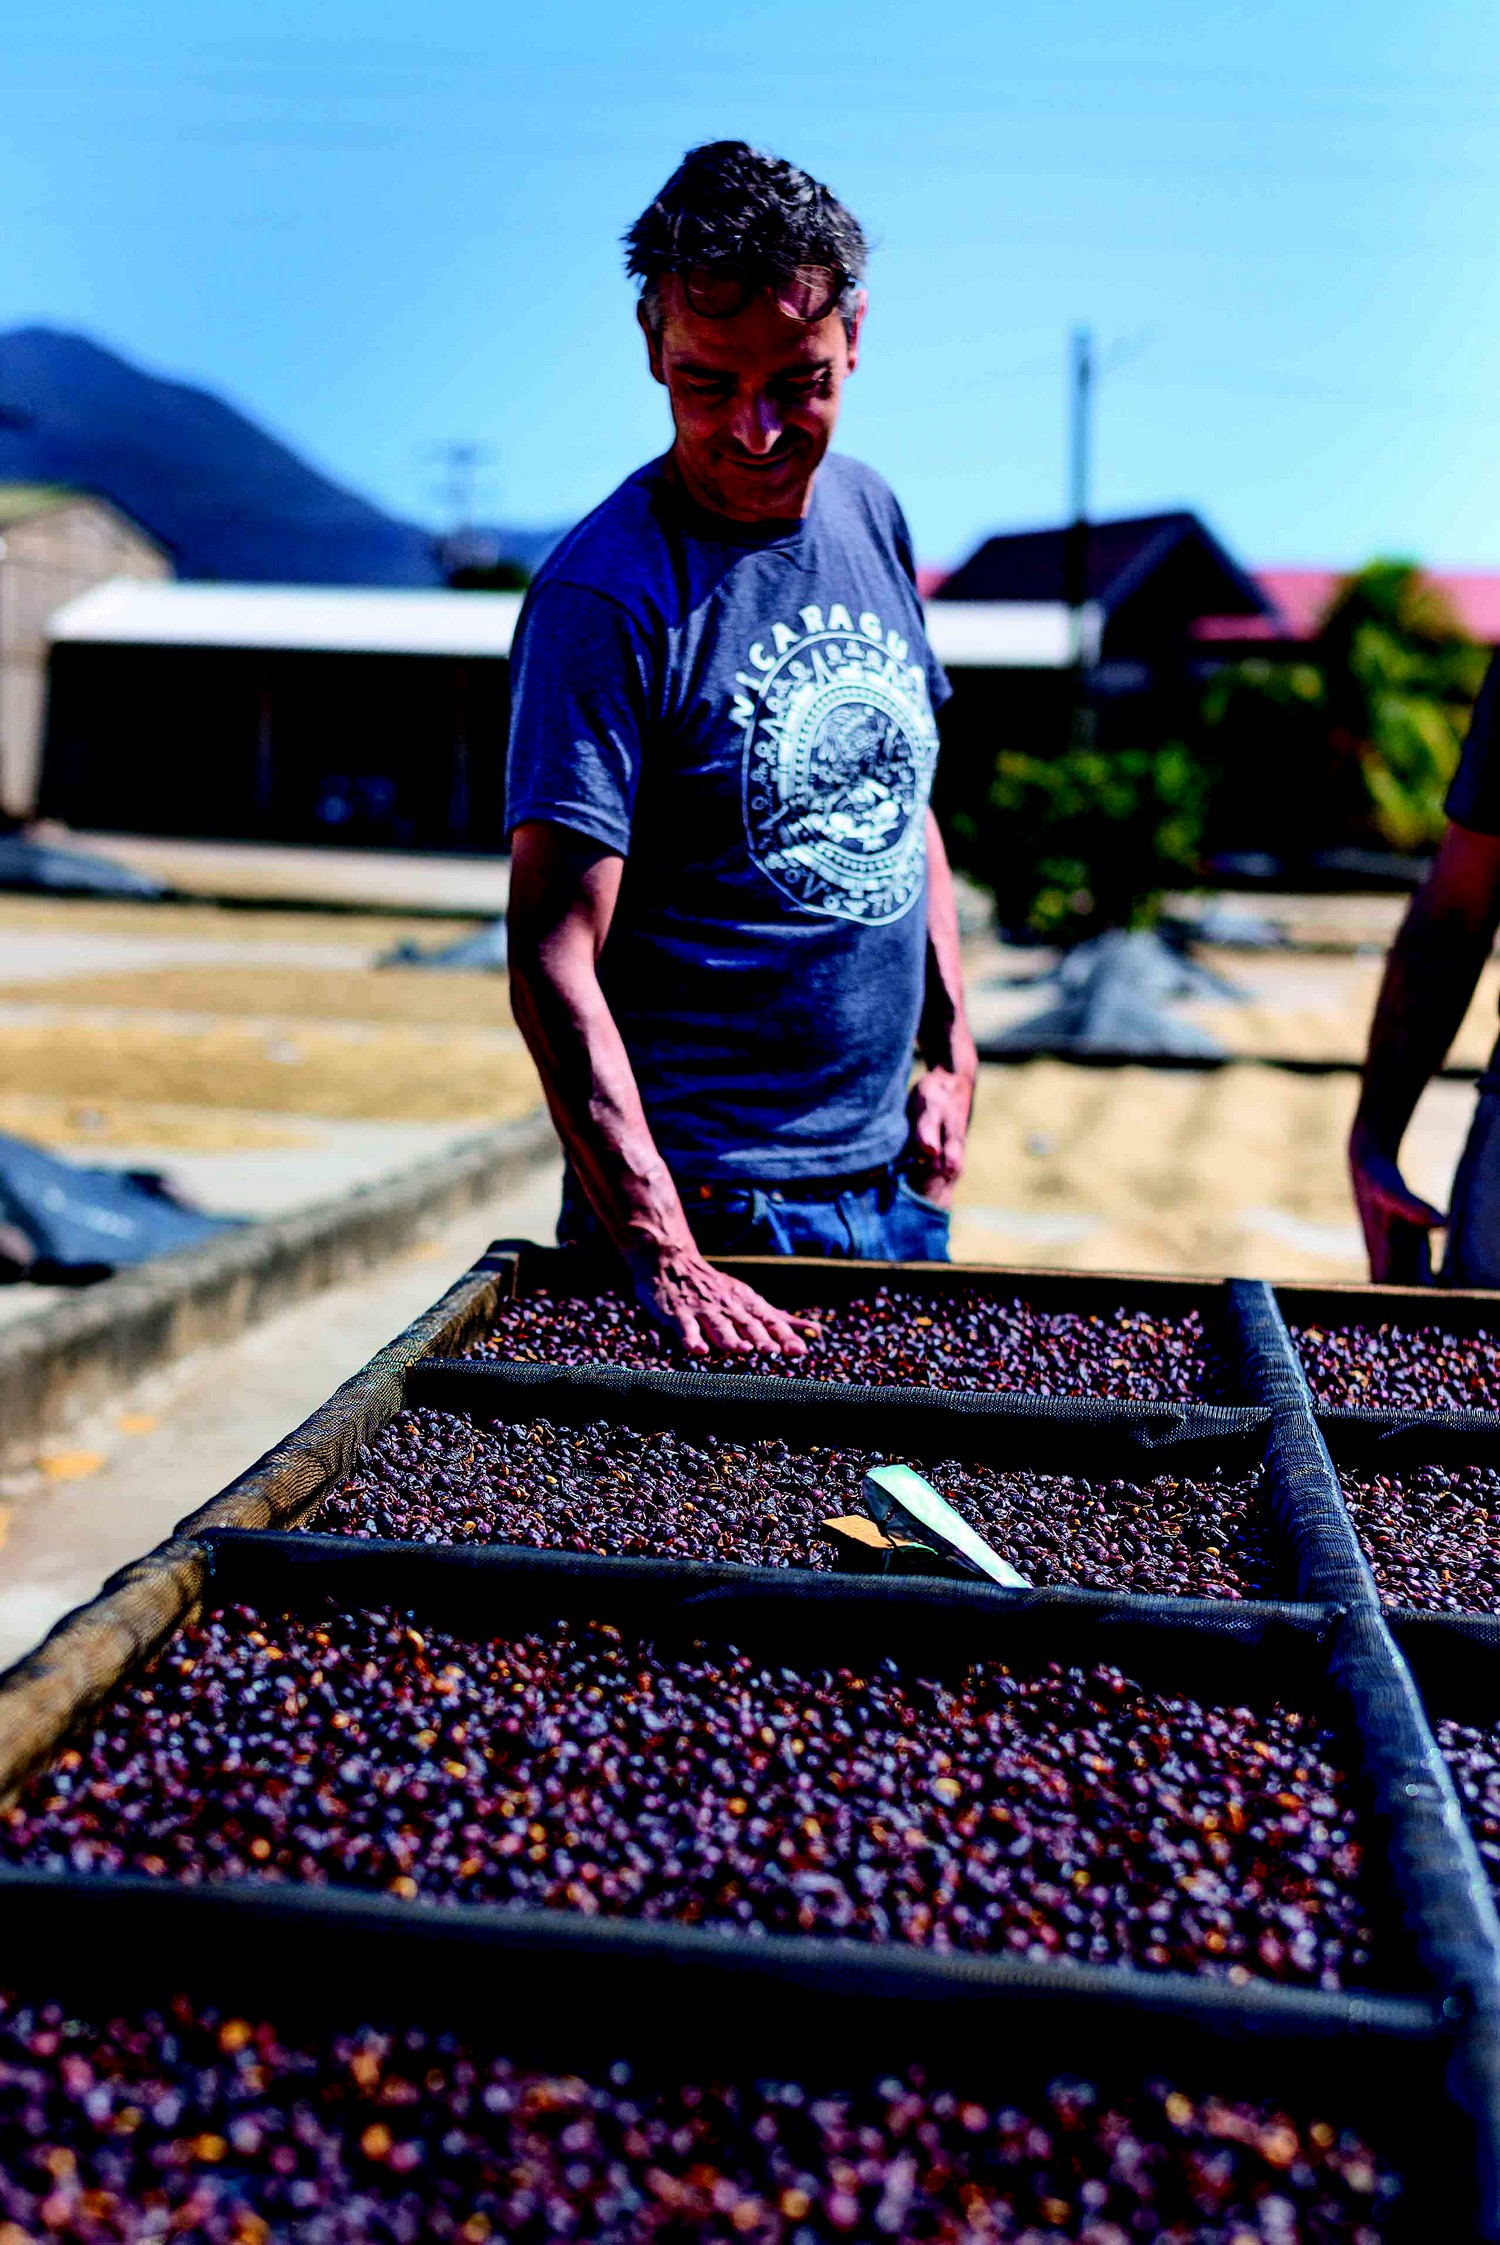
left=862, top=1462, right=1031, bottom=1589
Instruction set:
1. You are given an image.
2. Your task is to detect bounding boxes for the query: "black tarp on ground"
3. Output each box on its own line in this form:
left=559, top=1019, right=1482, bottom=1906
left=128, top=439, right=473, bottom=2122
left=378, top=918, right=506, bottom=971
left=0, top=1134, right=237, bottom=1282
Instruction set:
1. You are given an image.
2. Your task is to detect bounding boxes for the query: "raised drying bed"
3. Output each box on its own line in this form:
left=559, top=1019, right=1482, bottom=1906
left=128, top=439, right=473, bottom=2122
left=0, top=1243, right=1498, bottom=2234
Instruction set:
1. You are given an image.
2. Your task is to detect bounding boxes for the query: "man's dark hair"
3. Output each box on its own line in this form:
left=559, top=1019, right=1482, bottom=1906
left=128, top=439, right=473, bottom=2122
left=625, top=141, right=867, bottom=339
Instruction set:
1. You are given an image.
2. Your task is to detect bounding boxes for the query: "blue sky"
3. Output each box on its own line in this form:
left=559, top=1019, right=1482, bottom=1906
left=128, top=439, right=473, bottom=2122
left=4, top=0, right=1499, bottom=570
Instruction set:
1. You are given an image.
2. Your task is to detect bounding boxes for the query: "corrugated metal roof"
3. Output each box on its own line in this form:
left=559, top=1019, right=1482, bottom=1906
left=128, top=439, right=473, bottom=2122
left=50, top=578, right=1093, bottom=670
left=49, top=580, right=524, bottom=658
left=923, top=600, right=1101, bottom=668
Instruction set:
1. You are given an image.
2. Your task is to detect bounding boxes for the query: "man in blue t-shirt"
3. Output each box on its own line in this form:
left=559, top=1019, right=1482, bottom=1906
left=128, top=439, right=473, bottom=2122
left=506, top=141, right=977, bottom=1354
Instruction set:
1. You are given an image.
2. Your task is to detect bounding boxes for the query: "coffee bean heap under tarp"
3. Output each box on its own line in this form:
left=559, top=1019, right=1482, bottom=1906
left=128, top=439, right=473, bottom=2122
left=986, top=929, right=1241, bottom=1061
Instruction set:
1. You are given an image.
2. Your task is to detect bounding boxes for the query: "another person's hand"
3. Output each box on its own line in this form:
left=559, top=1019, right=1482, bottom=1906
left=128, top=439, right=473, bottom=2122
left=903, top=1065, right=975, bottom=1209
left=1348, top=1118, right=1444, bottom=1283
left=627, top=1240, right=818, bottom=1356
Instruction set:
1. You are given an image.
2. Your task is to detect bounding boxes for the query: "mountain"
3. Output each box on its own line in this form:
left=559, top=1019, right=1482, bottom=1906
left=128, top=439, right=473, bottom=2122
left=0, top=327, right=443, bottom=585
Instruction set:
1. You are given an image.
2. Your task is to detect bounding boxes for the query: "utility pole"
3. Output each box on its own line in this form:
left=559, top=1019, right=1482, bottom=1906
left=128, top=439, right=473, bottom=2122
left=430, top=441, right=498, bottom=582
left=1062, top=325, right=1094, bottom=747
left=436, top=441, right=490, bottom=534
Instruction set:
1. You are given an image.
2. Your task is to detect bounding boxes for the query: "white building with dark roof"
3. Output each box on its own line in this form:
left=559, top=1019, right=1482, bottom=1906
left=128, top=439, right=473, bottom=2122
left=0, top=485, right=169, bottom=818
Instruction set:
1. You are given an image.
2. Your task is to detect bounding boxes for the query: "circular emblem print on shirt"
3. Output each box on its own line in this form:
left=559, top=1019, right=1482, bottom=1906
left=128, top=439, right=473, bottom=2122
left=734, top=604, right=940, bottom=923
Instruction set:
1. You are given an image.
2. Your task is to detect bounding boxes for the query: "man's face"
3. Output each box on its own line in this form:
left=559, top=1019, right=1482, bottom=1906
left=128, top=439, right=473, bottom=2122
left=643, top=275, right=863, bottom=524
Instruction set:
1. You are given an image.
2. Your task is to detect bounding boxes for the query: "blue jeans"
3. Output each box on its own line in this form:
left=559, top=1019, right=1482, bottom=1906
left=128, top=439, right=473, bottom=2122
left=558, top=1160, right=951, bottom=1263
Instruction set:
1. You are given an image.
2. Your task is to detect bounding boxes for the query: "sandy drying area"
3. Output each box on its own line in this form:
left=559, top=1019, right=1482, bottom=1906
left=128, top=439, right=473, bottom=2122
left=1185, top=951, right=1498, bottom=1069
left=0, top=1011, right=540, bottom=1125
left=0, top=903, right=544, bottom=1229
left=0, top=901, right=540, bottom=1137
left=968, top=939, right=1500, bottom=1070
left=951, top=1060, right=1475, bottom=1280
left=0, top=964, right=519, bottom=1029
left=952, top=935, right=1496, bottom=1279
left=0, top=894, right=478, bottom=950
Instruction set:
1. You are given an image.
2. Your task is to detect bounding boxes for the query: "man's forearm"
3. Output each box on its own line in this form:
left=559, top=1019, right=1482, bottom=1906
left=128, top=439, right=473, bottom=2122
left=510, top=940, right=692, bottom=1258
left=1356, top=891, right=1493, bottom=1154
left=1348, top=824, right=1500, bottom=1280
left=918, top=811, right=978, bottom=1078
left=506, top=822, right=812, bottom=1354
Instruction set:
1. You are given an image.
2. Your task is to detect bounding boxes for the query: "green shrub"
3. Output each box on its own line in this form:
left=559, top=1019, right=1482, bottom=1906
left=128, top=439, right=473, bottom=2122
left=951, top=734, right=1209, bottom=942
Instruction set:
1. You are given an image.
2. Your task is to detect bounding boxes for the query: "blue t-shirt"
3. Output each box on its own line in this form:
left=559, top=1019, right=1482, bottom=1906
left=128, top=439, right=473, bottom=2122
left=506, top=452, right=950, bottom=1181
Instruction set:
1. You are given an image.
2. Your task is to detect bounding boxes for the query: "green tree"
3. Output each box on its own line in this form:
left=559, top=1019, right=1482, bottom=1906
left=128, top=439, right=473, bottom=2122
left=1318, top=560, right=1486, bottom=852
left=1200, top=560, right=1486, bottom=860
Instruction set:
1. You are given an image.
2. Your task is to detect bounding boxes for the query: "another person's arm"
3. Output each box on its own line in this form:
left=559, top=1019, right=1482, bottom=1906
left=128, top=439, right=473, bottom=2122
left=902, top=812, right=979, bottom=1206
left=508, top=819, right=812, bottom=1355
left=1350, top=821, right=1500, bottom=1279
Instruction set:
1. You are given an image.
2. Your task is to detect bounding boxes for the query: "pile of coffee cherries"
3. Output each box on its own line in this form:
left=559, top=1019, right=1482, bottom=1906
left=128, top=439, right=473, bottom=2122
left=2, top=1606, right=1372, bottom=1989
left=0, top=1989, right=1399, bottom=2242
left=467, top=1286, right=1231, bottom=1402
left=1337, top=1466, right=1500, bottom=1613
left=1291, top=1322, right=1500, bottom=1413
left=1437, top=1716, right=1500, bottom=1903
left=320, top=1410, right=1278, bottom=1599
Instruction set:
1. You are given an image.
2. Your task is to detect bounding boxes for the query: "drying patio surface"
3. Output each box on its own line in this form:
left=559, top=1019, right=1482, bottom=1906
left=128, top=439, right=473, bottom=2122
left=0, top=1011, right=537, bottom=1123
left=950, top=1058, right=1473, bottom=1280
left=967, top=936, right=1500, bottom=1069
left=0, top=962, right=519, bottom=1027
left=1171, top=949, right=1498, bottom=1067
left=0, top=896, right=545, bottom=1226
left=0, top=888, right=1483, bottom=1282
left=0, top=891, right=480, bottom=951
left=38, top=830, right=511, bottom=915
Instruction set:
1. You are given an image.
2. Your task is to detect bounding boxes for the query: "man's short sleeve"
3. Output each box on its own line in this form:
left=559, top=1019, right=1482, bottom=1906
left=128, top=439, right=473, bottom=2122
left=505, top=581, right=657, bottom=854
left=1447, top=651, right=1500, bottom=835
left=887, top=490, right=951, bottom=716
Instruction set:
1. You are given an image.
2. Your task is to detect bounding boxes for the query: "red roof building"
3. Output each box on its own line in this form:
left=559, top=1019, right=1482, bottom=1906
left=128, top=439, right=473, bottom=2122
left=1194, top=567, right=1500, bottom=648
